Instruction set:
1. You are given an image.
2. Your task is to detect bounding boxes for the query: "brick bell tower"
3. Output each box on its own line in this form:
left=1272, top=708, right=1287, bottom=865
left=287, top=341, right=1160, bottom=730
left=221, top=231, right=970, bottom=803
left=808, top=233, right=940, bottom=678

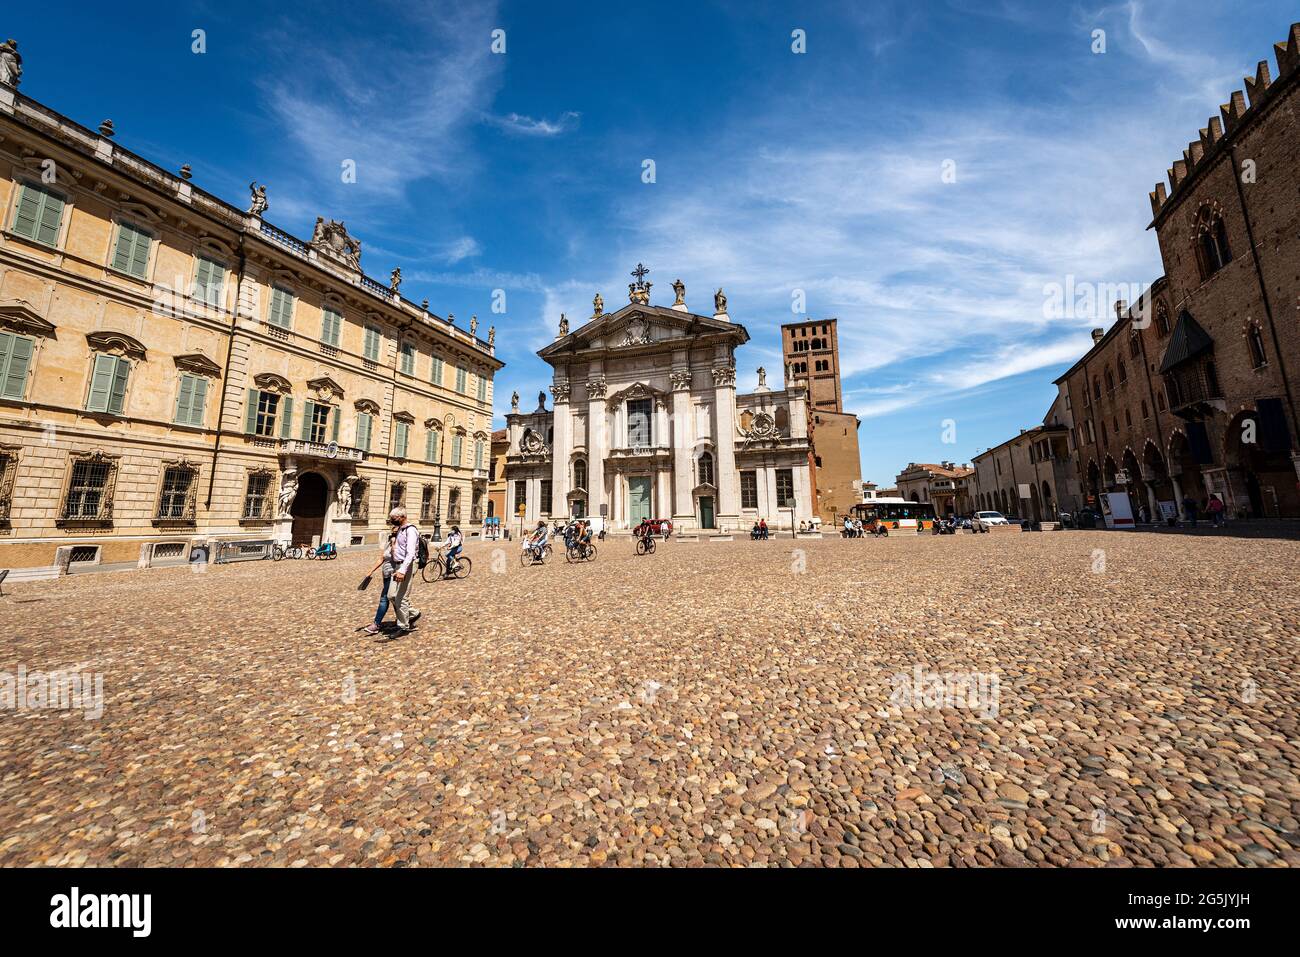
left=780, top=317, right=860, bottom=524
left=781, top=318, right=843, bottom=412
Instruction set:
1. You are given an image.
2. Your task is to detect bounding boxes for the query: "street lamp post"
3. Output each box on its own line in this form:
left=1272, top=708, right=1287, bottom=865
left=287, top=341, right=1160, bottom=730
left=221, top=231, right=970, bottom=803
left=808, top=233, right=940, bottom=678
left=433, top=428, right=446, bottom=540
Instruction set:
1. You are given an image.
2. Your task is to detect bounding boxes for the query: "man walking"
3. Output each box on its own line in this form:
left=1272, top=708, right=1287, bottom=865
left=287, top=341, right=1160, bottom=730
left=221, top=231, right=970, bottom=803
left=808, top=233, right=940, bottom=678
left=388, top=506, right=420, bottom=633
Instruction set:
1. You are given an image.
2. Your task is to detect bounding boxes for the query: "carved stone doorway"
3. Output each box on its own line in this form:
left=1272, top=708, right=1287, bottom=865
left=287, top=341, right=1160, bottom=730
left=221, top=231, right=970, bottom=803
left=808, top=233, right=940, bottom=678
left=290, top=471, right=329, bottom=545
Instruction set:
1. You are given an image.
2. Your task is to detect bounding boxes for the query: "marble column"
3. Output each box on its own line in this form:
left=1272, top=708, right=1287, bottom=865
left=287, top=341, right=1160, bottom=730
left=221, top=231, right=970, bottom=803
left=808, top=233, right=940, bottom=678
left=550, top=376, right=572, bottom=519
left=586, top=367, right=608, bottom=519
left=712, top=357, right=739, bottom=525
left=671, top=367, right=694, bottom=521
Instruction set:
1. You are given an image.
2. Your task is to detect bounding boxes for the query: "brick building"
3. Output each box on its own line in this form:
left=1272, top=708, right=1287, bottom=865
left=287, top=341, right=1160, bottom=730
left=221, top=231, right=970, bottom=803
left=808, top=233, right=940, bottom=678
left=781, top=317, right=862, bottom=523
left=1056, top=23, right=1300, bottom=520
left=0, top=53, right=500, bottom=571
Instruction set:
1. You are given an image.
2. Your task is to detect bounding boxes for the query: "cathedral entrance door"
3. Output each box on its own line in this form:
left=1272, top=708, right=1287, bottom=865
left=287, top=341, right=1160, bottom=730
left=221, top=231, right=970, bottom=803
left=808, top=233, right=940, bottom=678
left=698, top=496, right=715, bottom=529
left=628, top=476, right=651, bottom=525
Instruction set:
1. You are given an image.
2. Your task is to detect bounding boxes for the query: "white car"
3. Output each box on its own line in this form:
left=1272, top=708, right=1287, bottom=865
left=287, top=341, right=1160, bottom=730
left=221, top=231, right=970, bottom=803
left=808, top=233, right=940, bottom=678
left=972, top=510, right=1009, bottom=532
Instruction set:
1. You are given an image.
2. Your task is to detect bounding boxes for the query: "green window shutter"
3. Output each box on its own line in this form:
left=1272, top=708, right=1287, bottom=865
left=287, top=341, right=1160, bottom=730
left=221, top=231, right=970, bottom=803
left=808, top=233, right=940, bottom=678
left=394, top=421, right=408, bottom=458
left=431, top=357, right=442, bottom=386
left=356, top=414, right=371, bottom=452
left=195, top=257, right=224, bottom=305
left=477, top=375, right=487, bottom=402
left=12, top=185, right=41, bottom=240
left=245, top=388, right=259, bottom=434
left=300, top=400, right=314, bottom=441
left=87, top=354, right=116, bottom=411
left=269, top=287, right=295, bottom=328
left=475, top=439, right=484, bottom=469
left=322, top=308, right=341, bottom=345
left=13, top=184, right=64, bottom=246
left=455, top=366, right=466, bottom=393
left=279, top=396, right=293, bottom=438
left=364, top=325, right=380, bottom=361
left=331, top=406, right=340, bottom=443
left=0, top=332, right=33, bottom=399
left=111, top=225, right=133, bottom=273
left=113, top=223, right=151, bottom=279
left=452, top=434, right=463, bottom=465
left=37, top=191, right=64, bottom=247
left=174, top=374, right=195, bottom=424
left=108, top=357, right=130, bottom=413
left=425, top=429, right=435, bottom=462
left=189, top=376, right=208, bottom=426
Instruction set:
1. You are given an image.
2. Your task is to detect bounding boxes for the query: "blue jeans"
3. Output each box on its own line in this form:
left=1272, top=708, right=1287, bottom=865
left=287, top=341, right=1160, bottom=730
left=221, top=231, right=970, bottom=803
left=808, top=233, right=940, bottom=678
left=373, top=567, right=393, bottom=626
left=445, top=545, right=462, bottom=573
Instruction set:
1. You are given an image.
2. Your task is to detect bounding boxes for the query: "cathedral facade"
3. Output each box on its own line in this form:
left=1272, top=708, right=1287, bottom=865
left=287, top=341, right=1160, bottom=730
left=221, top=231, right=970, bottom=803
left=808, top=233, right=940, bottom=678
left=503, top=272, right=814, bottom=533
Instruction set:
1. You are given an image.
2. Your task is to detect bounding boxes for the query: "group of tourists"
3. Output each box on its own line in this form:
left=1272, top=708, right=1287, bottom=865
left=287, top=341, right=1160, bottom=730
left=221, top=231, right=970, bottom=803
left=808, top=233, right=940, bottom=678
left=749, top=519, right=770, bottom=539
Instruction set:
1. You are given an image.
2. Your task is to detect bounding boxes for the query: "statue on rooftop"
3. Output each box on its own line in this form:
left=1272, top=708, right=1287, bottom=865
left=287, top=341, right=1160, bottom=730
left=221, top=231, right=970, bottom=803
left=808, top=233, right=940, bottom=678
left=511, top=390, right=520, bottom=412
left=389, top=267, right=402, bottom=293
left=714, top=288, right=727, bottom=314
left=247, top=181, right=269, bottom=216
left=0, top=39, right=22, bottom=89
left=592, top=292, right=604, bottom=317
left=672, top=278, right=685, bottom=306
left=469, top=315, right=478, bottom=336
left=558, top=313, right=569, bottom=337
left=488, top=325, right=496, bottom=346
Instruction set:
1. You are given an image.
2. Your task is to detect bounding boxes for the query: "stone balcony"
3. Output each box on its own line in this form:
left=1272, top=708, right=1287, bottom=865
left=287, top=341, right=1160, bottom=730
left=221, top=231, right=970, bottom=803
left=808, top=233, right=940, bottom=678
left=279, top=439, right=366, bottom=463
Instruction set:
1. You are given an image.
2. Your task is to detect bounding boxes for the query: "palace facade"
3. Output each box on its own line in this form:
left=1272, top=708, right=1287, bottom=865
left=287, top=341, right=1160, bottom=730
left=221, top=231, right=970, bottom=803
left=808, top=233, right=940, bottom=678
left=504, top=273, right=814, bottom=532
left=0, top=55, right=500, bottom=570
left=1057, top=23, right=1300, bottom=520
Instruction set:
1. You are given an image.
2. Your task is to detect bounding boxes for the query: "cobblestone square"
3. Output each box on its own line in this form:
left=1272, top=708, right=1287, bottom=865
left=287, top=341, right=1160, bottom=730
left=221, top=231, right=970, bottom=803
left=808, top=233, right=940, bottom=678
left=1, top=531, right=1297, bottom=867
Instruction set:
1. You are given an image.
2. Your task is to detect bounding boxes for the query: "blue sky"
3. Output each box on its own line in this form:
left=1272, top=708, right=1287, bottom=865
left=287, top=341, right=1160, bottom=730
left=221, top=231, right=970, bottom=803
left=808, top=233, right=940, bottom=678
left=9, top=1, right=1295, bottom=483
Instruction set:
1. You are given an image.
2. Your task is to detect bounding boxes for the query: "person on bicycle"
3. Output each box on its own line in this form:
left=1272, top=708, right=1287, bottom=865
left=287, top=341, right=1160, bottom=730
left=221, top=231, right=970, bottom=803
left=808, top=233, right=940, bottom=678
left=443, top=525, right=464, bottom=577
left=523, top=520, right=549, bottom=563
left=576, top=520, right=593, bottom=556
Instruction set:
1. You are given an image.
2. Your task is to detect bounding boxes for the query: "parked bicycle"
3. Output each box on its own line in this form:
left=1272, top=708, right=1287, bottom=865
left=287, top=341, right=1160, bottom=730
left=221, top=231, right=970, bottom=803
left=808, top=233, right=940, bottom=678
left=307, top=542, right=338, bottom=560
left=271, top=543, right=303, bottom=561
left=422, top=546, right=472, bottom=582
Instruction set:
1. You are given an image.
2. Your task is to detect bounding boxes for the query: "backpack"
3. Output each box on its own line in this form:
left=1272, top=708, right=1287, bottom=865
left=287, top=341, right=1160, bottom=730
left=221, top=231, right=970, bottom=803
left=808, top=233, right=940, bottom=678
left=415, top=531, right=430, bottom=569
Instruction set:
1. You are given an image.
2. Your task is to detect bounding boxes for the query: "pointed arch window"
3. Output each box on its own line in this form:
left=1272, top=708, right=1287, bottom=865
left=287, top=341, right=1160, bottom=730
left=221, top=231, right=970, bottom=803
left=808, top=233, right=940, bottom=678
left=1193, top=204, right=1232, bottom=280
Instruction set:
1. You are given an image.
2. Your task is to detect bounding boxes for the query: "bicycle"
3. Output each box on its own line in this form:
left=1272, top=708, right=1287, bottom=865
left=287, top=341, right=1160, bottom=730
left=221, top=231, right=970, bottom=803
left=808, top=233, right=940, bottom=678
left=271, top=543, right=303, bottom=561
left=422, top=547, right=473, bottom=582
left=634, top=535, right=656, bottom=556
left=565, top=540, right=597, bottom=563
left=306, top=542, right=338, bottom=560
left=520, top=542, right=553, bottom=567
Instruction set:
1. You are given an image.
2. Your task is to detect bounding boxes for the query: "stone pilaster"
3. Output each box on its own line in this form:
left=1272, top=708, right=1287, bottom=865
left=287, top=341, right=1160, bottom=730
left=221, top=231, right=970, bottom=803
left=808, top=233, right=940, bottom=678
left=711, top=356, right=739, bottom=525
left=671, top=366, right=694, bottom=520
left=586, top=366, right=608, bottom=519
left=550, top=376, right=572, bottom=517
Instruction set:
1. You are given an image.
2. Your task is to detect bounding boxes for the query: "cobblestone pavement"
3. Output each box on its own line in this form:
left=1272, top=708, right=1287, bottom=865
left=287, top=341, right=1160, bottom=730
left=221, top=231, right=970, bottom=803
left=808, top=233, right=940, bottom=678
left=1, top=531, right=1298, bottom=867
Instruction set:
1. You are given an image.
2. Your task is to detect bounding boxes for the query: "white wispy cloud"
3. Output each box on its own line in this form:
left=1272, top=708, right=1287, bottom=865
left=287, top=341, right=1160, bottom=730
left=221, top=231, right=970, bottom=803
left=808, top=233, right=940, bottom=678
left=439, top=236, right=482, bottom=264
left=485, top=111, right=581, bottom=136
left=260, top=2, right=503, bottom=201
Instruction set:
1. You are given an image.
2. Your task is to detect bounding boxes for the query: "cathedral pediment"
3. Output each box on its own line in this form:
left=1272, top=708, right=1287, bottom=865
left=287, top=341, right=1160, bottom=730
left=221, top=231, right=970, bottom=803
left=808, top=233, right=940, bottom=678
left=540, top=304, right=747, bottom=359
